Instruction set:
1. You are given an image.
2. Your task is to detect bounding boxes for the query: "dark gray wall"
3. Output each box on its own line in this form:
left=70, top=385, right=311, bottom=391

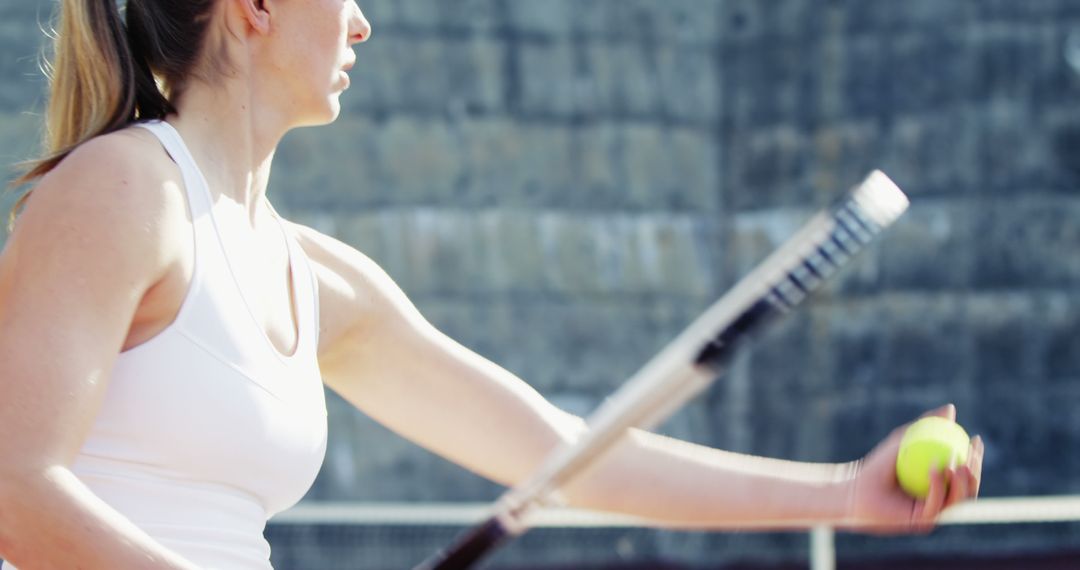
left=3, top=1, right=1079, bottom=568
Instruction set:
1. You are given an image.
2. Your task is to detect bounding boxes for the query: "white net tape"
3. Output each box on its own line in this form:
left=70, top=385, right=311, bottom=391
left=271, top=495, right=1080, bottom=528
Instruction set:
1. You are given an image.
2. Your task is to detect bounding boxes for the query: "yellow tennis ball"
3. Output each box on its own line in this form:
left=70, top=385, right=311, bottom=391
left=895, top=416, right=970, bottom=499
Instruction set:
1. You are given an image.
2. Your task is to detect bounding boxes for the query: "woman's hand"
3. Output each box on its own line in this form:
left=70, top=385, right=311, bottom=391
left=843, top=404, right=984, bottom=534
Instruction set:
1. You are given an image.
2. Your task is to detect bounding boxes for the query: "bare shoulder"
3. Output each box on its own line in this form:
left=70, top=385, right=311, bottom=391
left=14, top=127, right=187, bottom=258
left=284, top=221, right=424, bottom=355
left=0, top=127, right=191, bottom=471
left=285, top=221, right=384, bottom=280
left=4, top=127, right=189, bottom=306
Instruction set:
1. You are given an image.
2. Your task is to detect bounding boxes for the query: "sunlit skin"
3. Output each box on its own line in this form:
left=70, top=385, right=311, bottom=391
left=246, top=0, right=363, bottom=126
left=0, top=0, right=983, bottom=567
left=117, top=0, right=372, bottom=361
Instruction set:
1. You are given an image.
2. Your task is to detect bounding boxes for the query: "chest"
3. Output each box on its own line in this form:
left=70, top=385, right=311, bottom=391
left=214, top=215, right=300, bottom=356
left=129, top=204, right=301, bottom=359
left=93, top=200, right=329, bottom=514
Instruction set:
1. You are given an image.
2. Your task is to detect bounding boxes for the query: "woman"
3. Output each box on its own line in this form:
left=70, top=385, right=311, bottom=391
left=0, top=0, right=984, bottom=568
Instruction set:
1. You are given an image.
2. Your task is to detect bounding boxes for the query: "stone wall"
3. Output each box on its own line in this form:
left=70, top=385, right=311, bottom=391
left=2, top=1, right=1079, bottom=568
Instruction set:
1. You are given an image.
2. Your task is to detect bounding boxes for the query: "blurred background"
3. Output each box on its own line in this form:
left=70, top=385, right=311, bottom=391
left=3, top=0, right=1080, bottom=568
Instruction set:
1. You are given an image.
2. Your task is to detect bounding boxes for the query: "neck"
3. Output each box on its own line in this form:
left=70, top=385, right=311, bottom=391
left=167, top=75, right=287, bottom=226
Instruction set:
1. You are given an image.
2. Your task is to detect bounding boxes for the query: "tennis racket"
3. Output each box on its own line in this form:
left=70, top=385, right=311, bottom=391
left=414, top=170, right=910, bottom=570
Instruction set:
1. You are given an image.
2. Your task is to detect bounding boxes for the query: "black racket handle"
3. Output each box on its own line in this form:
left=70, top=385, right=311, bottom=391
left=413, top=516, right=510, bottom=570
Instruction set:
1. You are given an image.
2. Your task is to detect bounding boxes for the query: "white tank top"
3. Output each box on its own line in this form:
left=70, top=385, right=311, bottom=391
left=5, top=120, right=329, bottom=569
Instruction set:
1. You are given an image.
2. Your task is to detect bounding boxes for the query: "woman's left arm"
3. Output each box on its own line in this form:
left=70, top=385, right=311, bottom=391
left=289, top=222, right=981, bottom=531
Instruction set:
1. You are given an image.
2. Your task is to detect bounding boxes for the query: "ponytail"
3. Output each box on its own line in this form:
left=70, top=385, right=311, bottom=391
left=9, top=0, right=189, bottom=227
left=19, top=0, right=139, bottom=182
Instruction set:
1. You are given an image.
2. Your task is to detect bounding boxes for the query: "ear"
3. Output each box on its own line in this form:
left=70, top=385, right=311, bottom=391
left=234, top=0, right=271, bottom=35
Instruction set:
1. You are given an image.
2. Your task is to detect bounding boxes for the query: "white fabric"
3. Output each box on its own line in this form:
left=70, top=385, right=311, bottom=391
left=4, top=120, right=328, bottom=569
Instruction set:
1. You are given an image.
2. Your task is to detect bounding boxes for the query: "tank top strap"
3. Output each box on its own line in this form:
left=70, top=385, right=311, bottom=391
left=134, top=119, right=320, bottom=362
left=133, top=120, right=214, bottom=219
left=262, top=199, right=321, bottom=356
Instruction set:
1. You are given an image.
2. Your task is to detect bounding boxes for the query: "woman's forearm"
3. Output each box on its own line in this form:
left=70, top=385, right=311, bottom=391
left=337, top=342, right=858, bottom=530
left=0, top=465, right=198, bottom=569
left=560, top=428, right=858, bottom=529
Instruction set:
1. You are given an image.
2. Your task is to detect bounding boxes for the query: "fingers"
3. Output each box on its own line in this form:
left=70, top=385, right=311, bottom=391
left=922, top=434, right=984, bottom=524
left=968, top=435, right=984, bottom=498
left=913, top=464, right=949, bottom=532
left=944, top=463, right=970, bottom=509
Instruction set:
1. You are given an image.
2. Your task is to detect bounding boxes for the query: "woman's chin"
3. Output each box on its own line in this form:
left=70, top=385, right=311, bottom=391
left=295, top=99, right=343, bottom=128
left=323, top=98, right=343, bottom=122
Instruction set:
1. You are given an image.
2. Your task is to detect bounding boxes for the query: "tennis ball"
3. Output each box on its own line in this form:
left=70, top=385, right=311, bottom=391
left=895, top=416, right=970, bottom=499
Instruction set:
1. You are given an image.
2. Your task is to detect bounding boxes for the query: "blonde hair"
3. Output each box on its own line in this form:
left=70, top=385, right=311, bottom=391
left=9, top=0, right=217, bottom=227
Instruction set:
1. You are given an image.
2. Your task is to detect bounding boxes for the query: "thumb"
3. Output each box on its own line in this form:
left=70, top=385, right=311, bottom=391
left=917, top=403, right=957, bottom=423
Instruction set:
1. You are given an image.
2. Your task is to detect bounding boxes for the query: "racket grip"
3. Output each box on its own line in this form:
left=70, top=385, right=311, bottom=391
left=412, top=516, right=510, bottom=570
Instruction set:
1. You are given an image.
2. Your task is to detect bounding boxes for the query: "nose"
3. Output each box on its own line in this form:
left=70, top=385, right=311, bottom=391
left=349, top=2, right=372, bottom=45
